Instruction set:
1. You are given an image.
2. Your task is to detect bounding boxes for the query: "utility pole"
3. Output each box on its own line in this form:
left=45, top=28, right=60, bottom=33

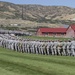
left=25, top=5, right=26, bottom=20
left=22, top=5, right=24, bottom=20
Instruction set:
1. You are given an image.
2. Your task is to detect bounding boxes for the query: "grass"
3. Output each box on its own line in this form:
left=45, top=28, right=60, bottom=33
left=0, top=47, right=75, bottom=75
left=21, top=35, right=72, bottom=41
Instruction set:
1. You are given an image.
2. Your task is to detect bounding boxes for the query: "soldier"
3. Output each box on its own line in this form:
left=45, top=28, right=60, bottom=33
left=46, top=41, right=50, bottom=55
left=34, top=41, right=39, bottom=54
left=59, top=41, right=63, bottom=56
left=0, top=37, right=3, bottom=46
left=24, top=40, right=27, bottom=53
left=42, top=41, right=47, bottom=55
left=57, top=41, right=62, bottom=56
left=50, top=40, right=54, bottom=55
left=71, top=40, right=75, bottom=56
left=65, top=40, right=71, bottom=56
left=38, top=41, right=42, bottom=54
left=49, top=41, right=53, bottom=55
left=40, top=41, right=44, bottom=55
left=32, top=41, right=35, bottom=53
left=53, top=40, right=58, bottom=55
left=66, top=40, right=72, bottom=56
left=22, top=40, right=26, bottom=53
left=62, top=40, right=67, bottom=56
left=26, top=41, right=30, bottom=53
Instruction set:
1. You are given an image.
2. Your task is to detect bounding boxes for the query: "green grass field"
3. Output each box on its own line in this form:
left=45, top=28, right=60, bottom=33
left=0, top=47, right=75, bottom=75
left=21, top=36, right=73, bottom=41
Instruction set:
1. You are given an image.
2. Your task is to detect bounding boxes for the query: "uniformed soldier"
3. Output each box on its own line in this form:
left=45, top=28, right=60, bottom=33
left=34, top=41, right=38, bottom=54
left=53, top=40, right=58, bottom=55
left=46, top=41, right=50, bottom=55
left=71, top=40, right=75, bottom=56
left=62, top=41, right=67, bottom=56
left=57, top=41, right=61, bottom=55
left=66, top=40, right=72, bottom=56
left=50, top=40, right=54, bottom=55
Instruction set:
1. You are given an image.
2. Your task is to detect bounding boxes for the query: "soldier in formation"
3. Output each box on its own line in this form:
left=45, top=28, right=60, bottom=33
left=0, top=34, right=75, bottom=56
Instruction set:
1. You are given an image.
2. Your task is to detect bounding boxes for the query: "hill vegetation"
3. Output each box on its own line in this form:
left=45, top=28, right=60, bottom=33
left=0, top=1, right=75, bottom=26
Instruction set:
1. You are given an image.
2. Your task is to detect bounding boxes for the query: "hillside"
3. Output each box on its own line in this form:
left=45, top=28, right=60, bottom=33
left=0, top=1, right=75, bottom=28
left=0, top=1, right=75, bottom=20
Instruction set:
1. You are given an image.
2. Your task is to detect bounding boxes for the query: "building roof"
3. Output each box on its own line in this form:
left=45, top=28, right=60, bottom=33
left=70, top=24, right=75, bottom=30
left=39, top=28, right=67, bottom=33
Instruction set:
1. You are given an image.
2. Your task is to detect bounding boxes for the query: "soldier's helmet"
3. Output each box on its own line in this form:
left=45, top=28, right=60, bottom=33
left=52, top=40, right=54, bottom=42
left=67, top=39, right=71, bottom=42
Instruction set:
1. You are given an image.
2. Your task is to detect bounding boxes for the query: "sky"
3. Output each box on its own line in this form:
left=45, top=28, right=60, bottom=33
left=0, top=0, right=75, bottom=8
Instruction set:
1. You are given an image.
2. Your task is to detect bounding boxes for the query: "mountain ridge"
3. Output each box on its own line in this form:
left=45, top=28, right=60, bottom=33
left=0, top=1, right=75, bottom=28
left=0, top=1, right=75, bottom=20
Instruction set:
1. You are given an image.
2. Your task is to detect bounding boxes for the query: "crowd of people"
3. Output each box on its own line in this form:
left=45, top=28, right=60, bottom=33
left=0, top=34, right=75, bottom=56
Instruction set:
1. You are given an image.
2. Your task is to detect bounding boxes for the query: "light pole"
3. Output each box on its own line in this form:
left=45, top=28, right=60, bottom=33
left=22, top=5, right=24, bottom=20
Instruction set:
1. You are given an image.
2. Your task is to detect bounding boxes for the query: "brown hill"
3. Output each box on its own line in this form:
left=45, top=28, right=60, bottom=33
left=0, top=1, right=75, bottom=21
left=0, top=1, right=75, bottom=28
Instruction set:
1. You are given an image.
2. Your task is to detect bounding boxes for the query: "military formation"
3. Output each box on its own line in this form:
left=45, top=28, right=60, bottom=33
left=0, top=34, right=75, bottom=56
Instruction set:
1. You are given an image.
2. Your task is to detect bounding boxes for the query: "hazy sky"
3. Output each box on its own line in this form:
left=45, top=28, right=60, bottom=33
left=0, top=0, right=75, bottom=8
